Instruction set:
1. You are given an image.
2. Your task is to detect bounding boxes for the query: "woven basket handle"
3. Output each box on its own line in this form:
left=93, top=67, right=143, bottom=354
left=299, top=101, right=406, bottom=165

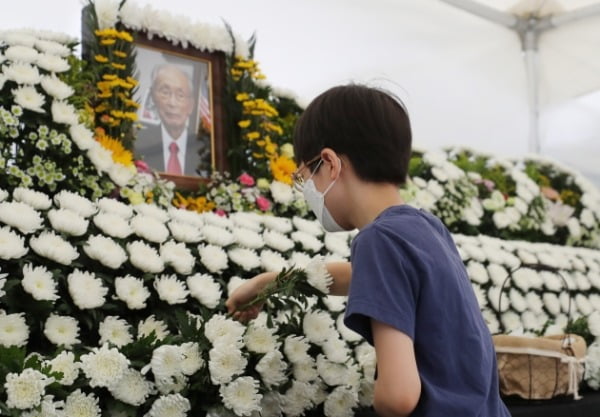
left=498, top=262, right=573, bottom=346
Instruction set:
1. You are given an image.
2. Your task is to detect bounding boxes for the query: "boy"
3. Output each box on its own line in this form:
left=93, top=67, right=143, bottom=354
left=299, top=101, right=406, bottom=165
left=226, top=85, right=510, bottom=417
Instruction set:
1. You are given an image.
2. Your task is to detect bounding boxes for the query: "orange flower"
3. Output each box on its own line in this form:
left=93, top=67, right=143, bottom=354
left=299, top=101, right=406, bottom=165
left=95, top=131, right=134, bottom=167
left=270, top=155, right=297, bottom=185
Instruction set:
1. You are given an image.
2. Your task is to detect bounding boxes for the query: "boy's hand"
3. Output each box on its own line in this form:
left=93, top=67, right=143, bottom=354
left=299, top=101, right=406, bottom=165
left=225, top=271, right=276, bottom=322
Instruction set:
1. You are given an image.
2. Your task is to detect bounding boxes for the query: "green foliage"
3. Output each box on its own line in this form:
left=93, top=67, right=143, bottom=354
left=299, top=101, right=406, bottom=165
left=566, top=316, right=595, bottom=346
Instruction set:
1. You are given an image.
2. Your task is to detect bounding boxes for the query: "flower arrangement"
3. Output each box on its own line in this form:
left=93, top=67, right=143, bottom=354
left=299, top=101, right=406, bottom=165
left=0, top=29, right=139, bottom=200
left=1, top=184, right=599, bottom=416
left=402, top=147, right=600, bottom=249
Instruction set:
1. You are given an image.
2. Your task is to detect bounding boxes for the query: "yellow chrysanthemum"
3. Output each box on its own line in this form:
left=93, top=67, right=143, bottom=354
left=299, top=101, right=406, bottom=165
left=246, top=131, right=260, bottom=141
left=116, top=31, right=134, bottom=42
left=173, top=193, right=216, bottom=213
left=236, top=93, right=250, bottom=102
left=114, top=51, right=127, bottom=58
left=94, top=54, right=109, bottom=63
left=101, top=38, right=116, bottom=46
left=238, top=120, right=251, bottom=128
left=111, top=63, right=126, bottom=70
left=96, top=131, right=134, bottom=167
left=270, top=155, right=297, bottom=185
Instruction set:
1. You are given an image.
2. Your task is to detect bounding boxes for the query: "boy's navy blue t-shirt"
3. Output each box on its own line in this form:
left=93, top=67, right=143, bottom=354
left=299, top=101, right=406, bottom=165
left=344, top=205, right=510, bottom=417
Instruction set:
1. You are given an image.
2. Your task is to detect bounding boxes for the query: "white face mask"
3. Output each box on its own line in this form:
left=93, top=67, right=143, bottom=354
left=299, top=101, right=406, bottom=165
left=302, top=159, right=345, bottom=232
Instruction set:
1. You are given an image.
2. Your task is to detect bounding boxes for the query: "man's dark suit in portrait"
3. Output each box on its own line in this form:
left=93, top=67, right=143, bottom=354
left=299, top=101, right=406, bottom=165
left=135, top=64, right=211, bottom=176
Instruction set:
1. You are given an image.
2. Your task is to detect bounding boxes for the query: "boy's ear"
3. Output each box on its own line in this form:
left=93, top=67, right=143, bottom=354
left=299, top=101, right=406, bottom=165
left=320, top=148, right=342, bottom=179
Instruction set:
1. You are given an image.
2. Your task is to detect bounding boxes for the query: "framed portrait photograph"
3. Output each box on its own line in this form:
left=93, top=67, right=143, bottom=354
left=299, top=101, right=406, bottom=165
left=132, top=34, right=226, bottom=186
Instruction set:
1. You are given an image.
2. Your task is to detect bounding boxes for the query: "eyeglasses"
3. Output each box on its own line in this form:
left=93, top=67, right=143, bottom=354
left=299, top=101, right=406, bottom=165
left=155, top=87, right=191, bottom=103
left=291, top=155, right=322, bottom=191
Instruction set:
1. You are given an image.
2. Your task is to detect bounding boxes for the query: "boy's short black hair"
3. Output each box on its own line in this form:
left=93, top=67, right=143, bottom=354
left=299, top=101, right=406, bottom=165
left=293, top=84, right=412, bottom=185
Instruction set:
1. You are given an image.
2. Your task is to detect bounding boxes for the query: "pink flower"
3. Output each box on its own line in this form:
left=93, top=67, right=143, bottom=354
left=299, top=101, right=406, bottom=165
left=135, top=160, right=152, bottom=174
left=256, top=196, right=271, bottom=211
left=238, top=173, right=255, bottom=186
left=215, top=209, right=227, bottom=217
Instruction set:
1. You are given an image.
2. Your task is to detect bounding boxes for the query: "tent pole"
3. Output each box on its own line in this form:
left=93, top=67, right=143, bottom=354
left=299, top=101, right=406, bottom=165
left=437, top=0, right=517, bottom=28
left=521, top=26, right=540, bottom=154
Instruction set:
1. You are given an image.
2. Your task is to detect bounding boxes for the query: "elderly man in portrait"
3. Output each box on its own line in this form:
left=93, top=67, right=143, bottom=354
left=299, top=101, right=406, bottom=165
left=136, top=64, right=211, bottom=176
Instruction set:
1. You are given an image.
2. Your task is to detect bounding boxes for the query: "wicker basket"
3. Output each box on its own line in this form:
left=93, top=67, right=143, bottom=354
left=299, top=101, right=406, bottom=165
left=492, top=263, right=587, bottom=401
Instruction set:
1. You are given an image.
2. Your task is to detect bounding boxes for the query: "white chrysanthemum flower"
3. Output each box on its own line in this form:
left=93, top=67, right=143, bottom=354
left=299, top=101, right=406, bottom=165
left=160, top=240, right=194, bottom=275
left=47, top=350, right=79, bottom=385
left=337, top=314, right=362, bottom=343
left=69, top=123, right=95, bottom=150
left=131, top=215, right=170, bottom=243
left=54, top=190, right=97, bottom=217
left=209, top=345, right=248, bottom=384
left=232, top=227, right=264, bottom=249
left=51, top=100, right=78, bottom=125
left=30, top=231, right=78, bottom=265
left=138, top=315, right=170, bottom=341
left=322, top=336, right=351, bottom=363
left=324, top=233, right=351, bottom=258
left=146, top=393, right=190, bottom=417
left=97, top=197, right=133, bottom=219
left=270, top=181, right=295, bottom=205
left=466, top=261, right=489, bottom=285
left=115, top=275, right=150, bottom=310
left=204, top=314, right=246, bottom=347
left=263, top=229, right=294, bottom=252
left=12, top=187, right=51, bottom=210
left=509, top=289, right=527, bottom=313
left=289, top=251, right=313, bottom=269
left=43, top=314, right=80, bottom=347
left=0, top=201, right=44, bottom=234
left=168, top=206, right=204, bottom=227
left=280, top=380, right=317, bottom=416
left=258, top=392, right=283, bottom=417
left=293, top=358, right=319, bottom=383
left=3, top=62, right=40, bottom=84
left=4, top=368, right=50, bottom=410
left=323, top=295, right=346, bottom=313
left=187, top=273, right=222, bottom=309
left=93, top=211, right=133, bottom=238
left=303, top=310, right=335, bottom=345
left=262, top=215, right=293, bottom=233
left=575, top=294, right=593, bottom=316
left=0, top=312, right=29, bottom=347
left=154, top=373, right=187, bottom=395
left=83, top=234, right=127, bottom=269
left=260, top=249, right=288, bottom=272
left=108, top=162, right=136, bottom=187
left=244, top=324, right=279, bottom=353
left=524, top=292, right=544, bottom=314
left=317, top=354, right=354, bottom=387
left=291, top=231, right=324, bottom=253
left=22, top=264, right=58, bottom=301
left=324, top=385, right=359, bottom=417
left=180, top=342, right=204, bottom=376
left=305, top=257, right=333, bottom=294
left=230, top=212, right=263, bottom=232
left=94, top=0, right=120, bottom=28
left=0, top=226, right=28, bottom=260
left=220, top=376, right=262, bottom=416
left=293, top=216, right=323, bottom=237
left=127, top=240, right=165, bottom=273
left=4, top=45, right=39, bottom=62
left=150, top=344, right=185, bottom=381
left=0, top=188, right=8, bottom=202
left=63, top=389, right=101, bottom=417
left=198, top=244, right=228, bottom=273
left=588, top=311, right=600, bottom=337
left=36, top=53, right=69, bottom=72
left=80, top=344, right=129, bottom=388
left=108, top=368, right=154, bottom=406
left=229, top=247, right=261, bottom=271
left=482, top=309, right=500, bottom=334
left=543, top=292, right=561, bottom=316
left=168, top=220, right=202, bottom=243
left=0, top=274, right=5, bottom=299
left=256, top=350, right=287, bottom=387
left=48, top=208, right=89, bottom=236
left=154, top=274, right=189, bottom=305
left=134, top=203, right=170, bottom=222
left=202, top=211, right=232, bottom=228
left=40, top=73, right=73, bottom=99
left=87, top=141, right=113, bottom=172
left=99, top=316, right=133, bottom=348
left=284, top=335, right=311, bottom=363
left=201, top=224, right=235, bottom=247
left=487, top=263, right=509, bottom=286
left=67, top=269, right=108, bottom=309
left=501, top=311, right=522, bottom=332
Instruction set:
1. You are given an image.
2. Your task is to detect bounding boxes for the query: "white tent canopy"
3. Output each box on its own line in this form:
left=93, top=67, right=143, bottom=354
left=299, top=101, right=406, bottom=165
left=1, top=0, right=599, bottom=185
